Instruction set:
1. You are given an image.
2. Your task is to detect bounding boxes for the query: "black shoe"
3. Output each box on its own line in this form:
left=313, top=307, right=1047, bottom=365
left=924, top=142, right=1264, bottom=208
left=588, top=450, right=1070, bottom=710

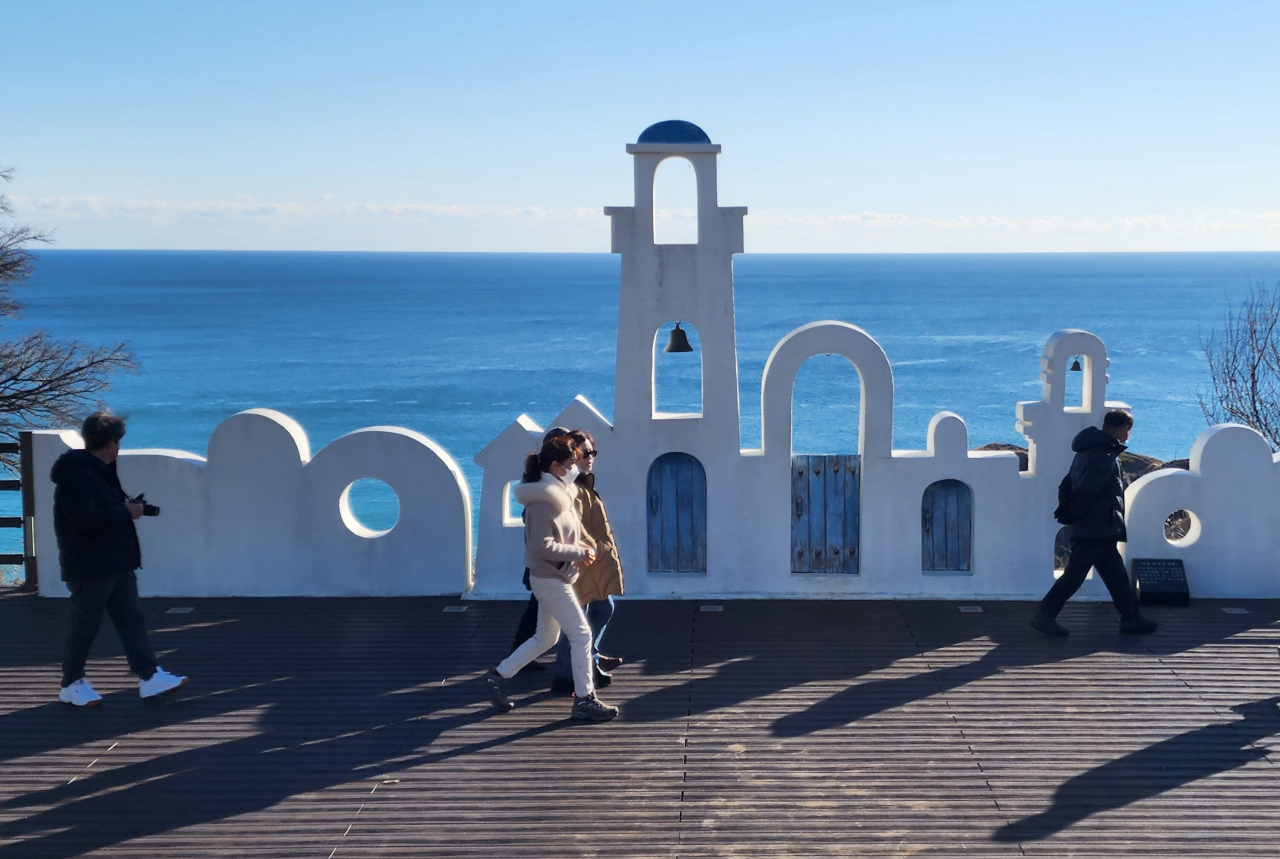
left=483, top=669, right=513, bottom=712
left=593, top=668, right=613, bottom=688
left=517, top=661, right=546, bottom=674
left=596, top=655, right=623, bottom=673
left=550, top=676, right=575, bottom=696
left=1030, top=613, right=1069, bottom=637
left=1120, top=617, right=1158, bottom=634
left=571, top=693, right=619, bottom=722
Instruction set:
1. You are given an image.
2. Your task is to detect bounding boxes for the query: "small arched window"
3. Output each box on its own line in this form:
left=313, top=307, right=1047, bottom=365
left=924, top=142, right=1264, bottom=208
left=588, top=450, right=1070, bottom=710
left=922, top=479, right=973, bottom=572
left=653, top=156, right=698, bottom=244
left=647, top=452, right=707, bottom=572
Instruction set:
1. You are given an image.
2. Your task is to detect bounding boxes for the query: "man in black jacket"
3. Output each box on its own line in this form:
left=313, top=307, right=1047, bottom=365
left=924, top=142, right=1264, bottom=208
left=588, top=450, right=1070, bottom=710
left=55, top=412, right=187, bottom=707
left=1031, top=410, right=1158, bottom=637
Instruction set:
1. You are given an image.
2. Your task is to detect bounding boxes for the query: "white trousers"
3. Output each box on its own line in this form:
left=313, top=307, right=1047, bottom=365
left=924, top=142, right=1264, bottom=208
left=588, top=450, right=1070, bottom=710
left=497, top=575, right=595, bottom=698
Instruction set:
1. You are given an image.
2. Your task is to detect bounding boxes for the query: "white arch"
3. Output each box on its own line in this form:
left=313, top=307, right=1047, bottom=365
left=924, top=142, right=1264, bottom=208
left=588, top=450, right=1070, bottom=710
left=1039, top=329, right=1110, bottom=414
left=652, top=155, right=699, bottom=244
left=760, top=321, right=894, bottom=459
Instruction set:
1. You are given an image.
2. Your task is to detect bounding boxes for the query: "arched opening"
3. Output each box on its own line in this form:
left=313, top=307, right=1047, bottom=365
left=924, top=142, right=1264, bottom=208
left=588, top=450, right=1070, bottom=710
left=1066, top=354, right=1086, bottom=409
left=654, top=321, right=702, bottom=416
left=790, top=354, right=862, bottom=574
left=1051, top=526, right=1098, bottom=581
left=653, top=156, right=698, bottom=244
left=646, top=452, right=707, bottom=572
left=504, top=480, right=524, bottom=527
left=1053, top=526, right=1071, bottom=574
left=791, top=354, right=861, bottom=454
left=1164, top=509, right=1200, bottom=547
left=340, top=479, right=400, bottom=538
left=921, top=480, right=973, bottom=572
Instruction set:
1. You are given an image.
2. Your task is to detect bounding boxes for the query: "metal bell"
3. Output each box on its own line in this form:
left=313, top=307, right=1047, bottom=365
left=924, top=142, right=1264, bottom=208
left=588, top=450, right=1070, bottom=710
left=1070, top=358, right=1082, bottom=372
left=664, top=322, right=694, bottom=353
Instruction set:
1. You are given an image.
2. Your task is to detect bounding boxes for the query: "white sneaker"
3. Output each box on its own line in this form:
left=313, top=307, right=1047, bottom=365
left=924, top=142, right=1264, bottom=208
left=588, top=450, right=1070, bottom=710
left=59, top=678, right=103, bottom=707
left=139, top=667, right=188, bottom=699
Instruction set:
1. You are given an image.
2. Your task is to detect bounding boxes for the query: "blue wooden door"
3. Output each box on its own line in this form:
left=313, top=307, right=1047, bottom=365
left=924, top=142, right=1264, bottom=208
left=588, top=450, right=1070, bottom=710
left=921, top=479, right=973, bottom=572
left=791, top=455, right=860, bottom=574
left=647, top=453, right=707, bottom=572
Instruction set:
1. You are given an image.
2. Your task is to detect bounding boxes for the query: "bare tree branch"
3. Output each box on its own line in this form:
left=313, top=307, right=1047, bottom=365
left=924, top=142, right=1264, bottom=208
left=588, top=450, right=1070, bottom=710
left=1199, top=282, right=1280, bottom=450
left=0, top=168, right=136, bottom=471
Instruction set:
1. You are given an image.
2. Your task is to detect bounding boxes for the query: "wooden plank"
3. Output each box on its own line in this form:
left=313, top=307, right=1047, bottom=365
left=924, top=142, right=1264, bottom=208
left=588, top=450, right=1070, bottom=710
left=957, top=481, right=973, bottom=572
left=0, top=442, right=18, bottom=454
left=646, top=460, right=662, bottom=572
left=0, top=517, right=21, bottom=529
left=3, top=594, right=1280, bottom=857
left=20, top=430, right=37, bottom=590
left=674, top=454, right=695, bottom=571
left=842, top=455, right=860, bottom=573
left=931, top=481, right=948, bottom=571
left=807, top=458, right=825, bottom=573
left=922, top=483, right=936, bottom=571
left=944, top=481, right=961, bottom=571
left=660, top=454, right=680, bottom=571
left=0, top=553, right=23, bottom=564
left=0, top=480, right=21, bottom=492
left=690, top=457, right=707, bottom=573
left=823, top=456, right=844, bottom=573
left=790, top=456, right=809, bottom=574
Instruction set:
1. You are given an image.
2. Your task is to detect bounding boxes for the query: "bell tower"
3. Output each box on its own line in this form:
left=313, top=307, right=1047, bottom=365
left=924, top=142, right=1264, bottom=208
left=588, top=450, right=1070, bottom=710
left=604, top=120, right=747, bottom=449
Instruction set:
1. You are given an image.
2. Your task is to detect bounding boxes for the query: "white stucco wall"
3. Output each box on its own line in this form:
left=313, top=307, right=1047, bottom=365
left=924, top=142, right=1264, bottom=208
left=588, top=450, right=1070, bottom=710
left=30, top=125, right=1279, bottom=600
left=470, top=129, right=1151, bottom=601
left=33, top=409, right=471, bottom=597
left=1123, top=424, right=1280, bottom=597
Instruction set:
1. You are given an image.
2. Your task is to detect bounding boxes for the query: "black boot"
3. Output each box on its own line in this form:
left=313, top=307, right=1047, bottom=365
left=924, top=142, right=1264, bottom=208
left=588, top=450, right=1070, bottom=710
left=1119, top=616, right=1158, bottom=634
left=1030, top=611, right=1069, bottom=637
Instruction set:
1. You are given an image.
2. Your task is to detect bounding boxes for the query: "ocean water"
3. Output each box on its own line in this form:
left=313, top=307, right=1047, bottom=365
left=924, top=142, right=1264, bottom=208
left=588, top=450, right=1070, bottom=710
left=3, top=250, right=1278, bottom=578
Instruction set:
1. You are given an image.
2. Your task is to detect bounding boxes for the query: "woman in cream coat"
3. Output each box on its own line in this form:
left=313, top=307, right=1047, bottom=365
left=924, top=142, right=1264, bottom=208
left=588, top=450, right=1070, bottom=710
left=483, top=435, right=619, bottom=722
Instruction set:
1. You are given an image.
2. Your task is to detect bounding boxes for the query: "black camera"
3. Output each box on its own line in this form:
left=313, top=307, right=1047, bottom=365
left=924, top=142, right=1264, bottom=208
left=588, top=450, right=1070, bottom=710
left=130, top=493, right=161, bottom=517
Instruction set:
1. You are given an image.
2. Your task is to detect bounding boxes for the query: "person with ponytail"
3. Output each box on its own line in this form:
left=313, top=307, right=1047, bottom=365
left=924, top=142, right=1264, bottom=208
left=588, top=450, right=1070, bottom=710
left=549, top=428, right=624, bottom=695
left=483, top=435, right=619, bottom=722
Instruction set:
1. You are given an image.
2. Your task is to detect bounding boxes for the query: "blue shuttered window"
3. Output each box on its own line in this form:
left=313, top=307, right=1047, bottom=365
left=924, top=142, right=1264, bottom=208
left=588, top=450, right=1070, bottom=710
left=791, top=455, right=860, bottom=574
left=921, top=479, right=973, bottom=572
left=646, top=453, right=707, bottom=572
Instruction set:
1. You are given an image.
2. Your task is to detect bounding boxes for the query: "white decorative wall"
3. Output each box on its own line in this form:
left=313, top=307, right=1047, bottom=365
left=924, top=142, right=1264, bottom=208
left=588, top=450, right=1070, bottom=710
left=1123, top=424, right=1280, bottom=598
left=33, top=409, right=471, bottom=597
left=29, top=122, right=1280, bottom=599
left=471, top=122, right=1163, bottom=601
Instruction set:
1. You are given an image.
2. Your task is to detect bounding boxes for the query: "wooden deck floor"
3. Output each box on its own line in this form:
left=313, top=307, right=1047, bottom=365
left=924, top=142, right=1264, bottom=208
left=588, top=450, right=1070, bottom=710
left=2, top=590, right=1280, bottom=857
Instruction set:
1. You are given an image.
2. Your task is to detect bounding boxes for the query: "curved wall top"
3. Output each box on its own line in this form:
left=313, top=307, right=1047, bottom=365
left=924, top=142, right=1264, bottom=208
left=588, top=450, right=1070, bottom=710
left=760, top=321, right=894, bottom=459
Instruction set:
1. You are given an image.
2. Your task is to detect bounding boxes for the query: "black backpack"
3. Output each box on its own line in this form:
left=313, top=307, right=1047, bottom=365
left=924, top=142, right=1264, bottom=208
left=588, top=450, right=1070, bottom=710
left=1053, top=473, right=1075, bottom=525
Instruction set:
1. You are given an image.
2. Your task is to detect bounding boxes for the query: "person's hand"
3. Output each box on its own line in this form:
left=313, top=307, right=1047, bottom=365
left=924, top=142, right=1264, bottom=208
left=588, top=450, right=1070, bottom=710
left=581, top=546, right=597, bottom=565
left=126, top=501, right=144, bottom=520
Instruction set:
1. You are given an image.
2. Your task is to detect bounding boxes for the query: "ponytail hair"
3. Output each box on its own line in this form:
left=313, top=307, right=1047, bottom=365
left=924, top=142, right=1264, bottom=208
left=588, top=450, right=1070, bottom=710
left=521, top=435, right=578, bottom=483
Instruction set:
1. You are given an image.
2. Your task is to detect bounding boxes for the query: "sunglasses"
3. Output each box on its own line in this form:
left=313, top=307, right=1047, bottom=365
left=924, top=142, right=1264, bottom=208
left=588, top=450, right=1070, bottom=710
left=582, top=450, right=598, bottom=458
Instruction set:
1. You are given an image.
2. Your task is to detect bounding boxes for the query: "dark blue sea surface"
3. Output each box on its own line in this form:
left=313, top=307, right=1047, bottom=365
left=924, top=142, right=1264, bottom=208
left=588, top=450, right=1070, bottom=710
left=3, top=250, right=1278, bottom=578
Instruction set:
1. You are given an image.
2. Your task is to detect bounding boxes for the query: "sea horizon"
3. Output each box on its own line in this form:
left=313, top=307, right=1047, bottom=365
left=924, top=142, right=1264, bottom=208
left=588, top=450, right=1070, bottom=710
left=2, top=248, right=1278, bottom=576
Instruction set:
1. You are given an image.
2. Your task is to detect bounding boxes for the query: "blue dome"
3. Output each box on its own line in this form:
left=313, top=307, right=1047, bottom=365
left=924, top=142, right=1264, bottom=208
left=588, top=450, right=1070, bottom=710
left=637, top=120, right=712, bottom=145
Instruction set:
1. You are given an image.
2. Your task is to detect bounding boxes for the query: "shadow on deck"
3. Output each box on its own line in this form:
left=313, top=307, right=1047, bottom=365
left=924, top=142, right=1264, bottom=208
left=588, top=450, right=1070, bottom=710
left=1, top=590, right=1278, bottom=857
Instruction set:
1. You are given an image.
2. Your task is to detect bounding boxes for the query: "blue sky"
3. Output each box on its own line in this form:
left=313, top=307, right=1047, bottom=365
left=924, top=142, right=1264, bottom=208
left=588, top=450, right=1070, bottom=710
left=4, top=1, right=1279, bottom=252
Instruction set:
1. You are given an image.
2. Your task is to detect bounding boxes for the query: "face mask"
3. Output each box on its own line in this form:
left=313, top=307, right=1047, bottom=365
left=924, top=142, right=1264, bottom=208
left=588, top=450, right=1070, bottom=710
left=559, top=464, right=580, bottom=485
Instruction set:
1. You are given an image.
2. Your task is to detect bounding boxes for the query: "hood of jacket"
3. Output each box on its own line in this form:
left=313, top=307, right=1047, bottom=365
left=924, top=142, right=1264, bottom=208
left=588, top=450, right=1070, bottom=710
left=50, top=448, right=107, bottom=484
left=1071, top=426, right=1125, bottom=454
left=512, top=473, right=575, bottom=514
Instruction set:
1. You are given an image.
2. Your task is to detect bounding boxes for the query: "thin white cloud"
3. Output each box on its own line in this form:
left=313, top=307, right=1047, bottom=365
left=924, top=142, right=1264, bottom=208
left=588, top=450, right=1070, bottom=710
left=7, top=194, right=1280, bottom=252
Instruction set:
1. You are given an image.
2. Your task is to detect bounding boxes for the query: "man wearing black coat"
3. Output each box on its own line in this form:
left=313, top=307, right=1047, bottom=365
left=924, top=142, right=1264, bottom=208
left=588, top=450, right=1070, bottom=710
left=1031, top=410, right=1158, bottom=637
left=54, top=412, right=187, bottom=707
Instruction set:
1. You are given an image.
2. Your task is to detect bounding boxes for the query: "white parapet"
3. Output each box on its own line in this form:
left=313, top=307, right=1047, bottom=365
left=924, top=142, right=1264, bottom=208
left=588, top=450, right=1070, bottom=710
left=32, top=410, right=471, bottom=597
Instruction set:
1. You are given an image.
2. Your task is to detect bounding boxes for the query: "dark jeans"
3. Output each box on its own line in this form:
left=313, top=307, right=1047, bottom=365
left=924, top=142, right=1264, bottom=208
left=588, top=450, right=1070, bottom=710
left=554, top=596, right=616, bottom=680
left=62, top=571, right=157, bottom=688
left=512, top=594, right=539, bottom=651
left=1039, top=538, right=1141, bottom=621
